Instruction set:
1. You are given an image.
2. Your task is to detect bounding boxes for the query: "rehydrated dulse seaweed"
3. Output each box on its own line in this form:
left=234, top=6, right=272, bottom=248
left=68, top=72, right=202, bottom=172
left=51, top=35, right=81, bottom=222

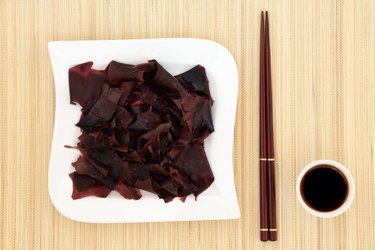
left=68, top=60, right=214, bottom=202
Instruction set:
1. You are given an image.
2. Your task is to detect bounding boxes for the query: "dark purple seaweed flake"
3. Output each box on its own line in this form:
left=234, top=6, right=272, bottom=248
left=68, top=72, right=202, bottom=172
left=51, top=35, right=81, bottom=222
left=68, top=60, right=214, bottom=202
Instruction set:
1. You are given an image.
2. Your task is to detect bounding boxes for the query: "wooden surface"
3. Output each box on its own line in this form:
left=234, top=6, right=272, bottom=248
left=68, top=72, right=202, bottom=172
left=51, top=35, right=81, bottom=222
left=1, top=1, right=375, bottom=249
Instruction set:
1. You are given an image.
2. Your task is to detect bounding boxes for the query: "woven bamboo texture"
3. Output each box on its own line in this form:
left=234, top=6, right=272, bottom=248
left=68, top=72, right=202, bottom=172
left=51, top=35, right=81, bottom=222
left=1, top=0, right=374, bottom=249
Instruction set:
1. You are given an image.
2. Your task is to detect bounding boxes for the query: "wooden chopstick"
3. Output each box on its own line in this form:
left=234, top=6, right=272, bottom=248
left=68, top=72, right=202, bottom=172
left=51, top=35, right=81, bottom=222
left=265, top=11, right=277, bottom=241
left=260, top=11, right=277, bottom=242
left=259, top=11, right=269, bottom=242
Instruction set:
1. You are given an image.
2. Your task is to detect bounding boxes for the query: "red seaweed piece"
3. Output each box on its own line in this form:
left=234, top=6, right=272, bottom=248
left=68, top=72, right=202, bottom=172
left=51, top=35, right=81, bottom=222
left=105, top=60, right=144, bottom=85
left=67, top=60, right=215, bottom=202
left=118, top=81, right=138, bottom=106
left=175, top=65, right=212, bottom=99
left=72, top=156, right=116, bottom=189
left=77, top=84, right=125, bottom=132
left=115, top=181, right=142, bottom=200
left=69, top=62, right=106, bottom=112
left=137, top=60, right=184, bottom=94
left=77, top=134, right=135, bottom=184
left=169, top=142, right=214, bottom=197
left=128, top=110, right=162, bottom=132
left=113, top=106, right=135, bottom=151
left=180, top=91, right=214, bottom=132
left=70, top=172, right=112, bottom=199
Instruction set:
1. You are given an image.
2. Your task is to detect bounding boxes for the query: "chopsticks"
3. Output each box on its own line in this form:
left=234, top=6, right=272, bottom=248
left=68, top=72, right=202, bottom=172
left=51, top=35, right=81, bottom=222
left=259, top=11, right=269, bottom=242
left=259, top=11, right=277, bottom=242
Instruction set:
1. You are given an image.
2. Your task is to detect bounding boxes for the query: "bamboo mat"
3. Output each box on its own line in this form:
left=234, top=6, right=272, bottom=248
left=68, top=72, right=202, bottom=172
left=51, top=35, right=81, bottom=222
left=1, top=0, right=375, bottom=249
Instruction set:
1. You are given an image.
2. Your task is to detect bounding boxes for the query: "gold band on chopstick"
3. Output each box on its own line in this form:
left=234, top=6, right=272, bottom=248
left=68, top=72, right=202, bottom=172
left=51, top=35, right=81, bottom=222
left=259, top=158, right=275, bottom=161
left=269, top=229, right=277, bottom=231
left=260, top=228, right=268, bottom=231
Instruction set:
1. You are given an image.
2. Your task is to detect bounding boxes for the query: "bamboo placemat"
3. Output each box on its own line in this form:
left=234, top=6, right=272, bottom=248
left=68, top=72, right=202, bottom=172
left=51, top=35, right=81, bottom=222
left=1, top=1, right=375, bottom=249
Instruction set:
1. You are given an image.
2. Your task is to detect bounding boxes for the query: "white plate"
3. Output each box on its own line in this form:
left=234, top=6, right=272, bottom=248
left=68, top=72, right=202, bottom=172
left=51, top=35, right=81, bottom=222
left=48, top=38, right=240, bottom=223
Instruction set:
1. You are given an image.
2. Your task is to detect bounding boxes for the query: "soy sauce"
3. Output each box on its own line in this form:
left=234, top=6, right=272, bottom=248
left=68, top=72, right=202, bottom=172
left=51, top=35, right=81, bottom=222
left=301, top=165, right=348, bottom=212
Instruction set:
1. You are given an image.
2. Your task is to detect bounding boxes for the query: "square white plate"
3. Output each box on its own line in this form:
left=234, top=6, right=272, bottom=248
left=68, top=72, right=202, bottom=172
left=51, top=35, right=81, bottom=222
left=48, top=38, right=240, bottom=223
